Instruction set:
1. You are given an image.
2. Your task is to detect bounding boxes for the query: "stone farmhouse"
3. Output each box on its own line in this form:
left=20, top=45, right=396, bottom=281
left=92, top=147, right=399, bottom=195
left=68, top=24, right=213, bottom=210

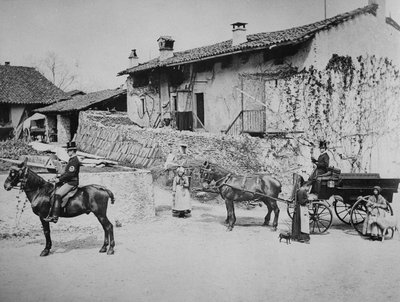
left=118, top=0, right=400, bottom=175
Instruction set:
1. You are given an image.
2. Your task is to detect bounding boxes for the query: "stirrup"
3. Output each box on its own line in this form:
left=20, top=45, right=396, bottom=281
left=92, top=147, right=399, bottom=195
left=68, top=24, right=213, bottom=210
left=43, top=216, right=58, bottom=223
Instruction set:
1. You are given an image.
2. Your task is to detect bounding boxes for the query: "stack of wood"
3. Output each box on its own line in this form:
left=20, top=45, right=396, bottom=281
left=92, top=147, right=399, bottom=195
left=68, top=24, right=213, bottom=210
left=77, top=124, right=163, bottom=168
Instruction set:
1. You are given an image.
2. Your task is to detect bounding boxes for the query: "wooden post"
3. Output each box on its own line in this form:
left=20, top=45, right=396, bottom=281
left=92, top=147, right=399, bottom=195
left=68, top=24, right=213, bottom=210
left=240, top=75, right=244, bottom=133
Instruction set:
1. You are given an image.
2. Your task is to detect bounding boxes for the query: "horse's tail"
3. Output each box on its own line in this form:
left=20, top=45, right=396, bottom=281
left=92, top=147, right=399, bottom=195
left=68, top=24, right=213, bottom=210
left=105, top=188, right=115, bottom=204
left=92, top=185, right=115, bottom=204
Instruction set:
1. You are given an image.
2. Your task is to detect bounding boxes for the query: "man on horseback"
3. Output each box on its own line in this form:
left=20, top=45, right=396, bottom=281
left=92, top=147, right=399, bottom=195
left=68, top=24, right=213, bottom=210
left=44, top=141, right=80, bottom=223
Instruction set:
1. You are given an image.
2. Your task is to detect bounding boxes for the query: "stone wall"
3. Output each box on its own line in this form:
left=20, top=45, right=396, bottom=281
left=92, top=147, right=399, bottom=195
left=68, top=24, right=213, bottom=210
left=0, top=169, right=155, bottom=235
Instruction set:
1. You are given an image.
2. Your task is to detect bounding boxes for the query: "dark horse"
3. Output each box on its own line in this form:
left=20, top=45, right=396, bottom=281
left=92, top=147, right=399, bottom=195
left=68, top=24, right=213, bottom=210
left=201, top=164, right=282, bottom=231
left=3, top=159, right=115, bottom=256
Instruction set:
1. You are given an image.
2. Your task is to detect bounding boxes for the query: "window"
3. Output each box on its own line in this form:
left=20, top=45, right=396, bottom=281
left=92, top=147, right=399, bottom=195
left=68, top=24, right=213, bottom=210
left=137, top=97, right=145, bottom=118
left=0, top=104, right=10, bottom=126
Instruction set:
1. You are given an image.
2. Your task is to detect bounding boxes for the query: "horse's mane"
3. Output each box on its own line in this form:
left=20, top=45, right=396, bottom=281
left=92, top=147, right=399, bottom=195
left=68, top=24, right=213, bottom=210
left=26, top=168, right=54, bottom=194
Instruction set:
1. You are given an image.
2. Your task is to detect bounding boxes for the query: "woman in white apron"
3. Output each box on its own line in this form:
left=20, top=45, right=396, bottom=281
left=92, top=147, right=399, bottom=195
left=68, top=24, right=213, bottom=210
left=172, top=166, right=191, bottom=218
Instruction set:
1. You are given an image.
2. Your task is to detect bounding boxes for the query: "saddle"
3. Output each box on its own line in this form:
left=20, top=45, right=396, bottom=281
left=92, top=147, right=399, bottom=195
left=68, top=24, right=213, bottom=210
left=60, top=187, right=79, bottom=208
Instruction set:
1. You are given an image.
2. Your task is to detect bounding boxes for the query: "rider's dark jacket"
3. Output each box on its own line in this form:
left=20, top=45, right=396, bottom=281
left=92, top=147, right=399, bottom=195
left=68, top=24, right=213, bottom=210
left=314, top=152, right=329, bottom=176
left=58, top=155, right=80, bottom=186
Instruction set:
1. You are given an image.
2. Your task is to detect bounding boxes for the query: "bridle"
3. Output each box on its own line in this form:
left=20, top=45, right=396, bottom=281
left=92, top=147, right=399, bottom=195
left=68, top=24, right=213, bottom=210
left=7, top=167, right=29, bottom=191
left=200, top=166, right=230, bottom=187
left=200, top=166, right=214, bottom=183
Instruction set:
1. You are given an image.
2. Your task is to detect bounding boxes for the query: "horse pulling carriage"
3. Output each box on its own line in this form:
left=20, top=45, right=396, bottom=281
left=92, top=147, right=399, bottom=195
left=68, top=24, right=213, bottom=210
left=200, top=163, right=400, bottom=235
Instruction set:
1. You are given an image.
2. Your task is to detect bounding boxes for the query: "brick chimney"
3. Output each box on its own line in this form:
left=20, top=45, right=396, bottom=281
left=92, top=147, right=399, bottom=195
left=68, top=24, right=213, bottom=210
left=231, top=22, right=247, bottom=46
left=369, top=0, right=386, bottom=22
left=157, top=36, right=175, bottom=61
left=128, top=49, right=138, bottom=68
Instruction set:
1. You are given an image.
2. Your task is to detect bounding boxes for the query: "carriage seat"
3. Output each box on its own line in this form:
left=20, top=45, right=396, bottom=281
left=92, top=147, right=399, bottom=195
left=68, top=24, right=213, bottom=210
left=316, top=166, right=341, bottom=179
left=61, top=186, right=78, bottom=207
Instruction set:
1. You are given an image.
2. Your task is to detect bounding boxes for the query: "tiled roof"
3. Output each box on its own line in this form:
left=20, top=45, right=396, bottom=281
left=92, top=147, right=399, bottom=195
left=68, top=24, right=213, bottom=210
left=0, top=65, right=69, bottom=104
left=35, top=89, right=126, bottom=113
left=118, top=4, right=377, bottom=75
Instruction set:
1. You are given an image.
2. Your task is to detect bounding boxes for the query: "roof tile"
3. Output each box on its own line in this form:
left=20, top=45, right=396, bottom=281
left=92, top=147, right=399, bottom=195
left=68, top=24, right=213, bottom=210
left=118, top=4, right=377, bottom=75
left=35, top=89, right=126, bottom=113
left=0, top=65, right=69, bottom=104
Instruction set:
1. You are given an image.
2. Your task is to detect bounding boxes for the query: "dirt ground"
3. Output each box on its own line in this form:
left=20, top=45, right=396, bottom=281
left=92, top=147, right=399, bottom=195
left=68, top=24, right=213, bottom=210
left=1, top=183, right=400, bottom=302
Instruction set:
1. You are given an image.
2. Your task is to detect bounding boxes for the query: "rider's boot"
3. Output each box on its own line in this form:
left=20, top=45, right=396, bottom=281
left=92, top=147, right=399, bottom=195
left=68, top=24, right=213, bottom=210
left=44, top=195, right=62, bottom=223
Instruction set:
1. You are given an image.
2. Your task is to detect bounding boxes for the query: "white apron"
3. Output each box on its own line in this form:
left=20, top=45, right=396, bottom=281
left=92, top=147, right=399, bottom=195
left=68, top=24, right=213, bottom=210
left=300, top=205, right=310, bottom=234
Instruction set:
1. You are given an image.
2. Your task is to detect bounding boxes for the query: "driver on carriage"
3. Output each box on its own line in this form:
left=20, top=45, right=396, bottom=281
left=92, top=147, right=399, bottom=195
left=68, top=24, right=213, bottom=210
left=44, top=141, right=80, bottom=223
left=309, top=140, right=330, bottom=193
left=311, top=140, right=329, bottom=178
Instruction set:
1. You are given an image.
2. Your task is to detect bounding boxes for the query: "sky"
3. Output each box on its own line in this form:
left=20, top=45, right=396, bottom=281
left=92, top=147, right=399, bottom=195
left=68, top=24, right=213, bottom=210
left=1, top=0, right=399, bottom=92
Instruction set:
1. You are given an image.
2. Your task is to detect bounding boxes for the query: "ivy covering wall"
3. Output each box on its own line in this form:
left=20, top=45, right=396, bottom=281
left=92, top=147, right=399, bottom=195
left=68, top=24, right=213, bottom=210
left=265, top=54, right=400, bottom=172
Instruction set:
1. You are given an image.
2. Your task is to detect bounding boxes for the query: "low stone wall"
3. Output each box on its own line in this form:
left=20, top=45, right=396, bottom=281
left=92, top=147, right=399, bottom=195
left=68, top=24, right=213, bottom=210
left=0, top=169, right=155, bottom=236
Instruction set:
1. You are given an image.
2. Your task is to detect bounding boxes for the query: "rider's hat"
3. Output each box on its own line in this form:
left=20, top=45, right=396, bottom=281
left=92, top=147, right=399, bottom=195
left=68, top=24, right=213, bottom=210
left=319, top=141, right=327, bottom=149
left=373, top=186, right=381, bottom=193
left=177, top=166, right=185, bottom=174
left=63, top=141, right=78, bottom=151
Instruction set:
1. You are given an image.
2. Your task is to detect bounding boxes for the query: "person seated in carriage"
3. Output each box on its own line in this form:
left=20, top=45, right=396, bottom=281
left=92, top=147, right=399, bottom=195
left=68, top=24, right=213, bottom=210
left=44, top=141, right=80, bottom=223
left=362, top=186, right=389, bottom=240
left=309, top=140, right=330, bottom=193
left=310, top=140, right=330, bottom=177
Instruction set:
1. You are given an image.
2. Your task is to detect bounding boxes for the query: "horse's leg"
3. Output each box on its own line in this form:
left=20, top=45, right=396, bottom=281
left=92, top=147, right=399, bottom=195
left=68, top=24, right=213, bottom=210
left=225, top=199, right=236, bottom=231
left=40, top=218, right=52, bottom=256
left=262, top=199, right=272, bottom=226
left=95, top=215, right=114, bottom=255
left=105, top=215, right=115, bottom=255
left=271, top=200, right=280, bottom=232
left=224, top=200, right=229, bottom=224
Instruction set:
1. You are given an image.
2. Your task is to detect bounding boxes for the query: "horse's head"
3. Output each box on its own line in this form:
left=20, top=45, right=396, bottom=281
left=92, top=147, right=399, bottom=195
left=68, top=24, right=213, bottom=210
left=4, top=158, right=28, bottom=191
left=200, top=161, right=229, bottom=189
left=200, top=161, right=214, bottom=187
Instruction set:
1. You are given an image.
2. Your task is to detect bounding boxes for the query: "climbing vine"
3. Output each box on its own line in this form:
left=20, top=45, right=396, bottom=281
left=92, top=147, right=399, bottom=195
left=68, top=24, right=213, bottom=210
left=267, top=54, right=400, bottom=172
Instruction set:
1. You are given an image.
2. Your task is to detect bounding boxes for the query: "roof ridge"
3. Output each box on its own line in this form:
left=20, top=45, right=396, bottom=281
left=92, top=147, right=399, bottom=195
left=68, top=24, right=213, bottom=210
left=118, top=4, right=378, bottom=75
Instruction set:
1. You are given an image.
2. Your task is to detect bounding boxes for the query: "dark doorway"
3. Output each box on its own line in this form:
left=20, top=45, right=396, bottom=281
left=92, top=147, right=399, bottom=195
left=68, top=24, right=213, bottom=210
left=195, top=93, right=204, bottom=128
left=70, top=113, right=79, bottom=141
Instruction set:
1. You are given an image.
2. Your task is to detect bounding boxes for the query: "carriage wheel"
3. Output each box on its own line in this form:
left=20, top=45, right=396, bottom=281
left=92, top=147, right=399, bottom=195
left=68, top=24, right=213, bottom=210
left=333, top=197, right=352, bottom=225
left=350, top=197, right=393, bottom=235
left=309, top=201, right=333, bottom=234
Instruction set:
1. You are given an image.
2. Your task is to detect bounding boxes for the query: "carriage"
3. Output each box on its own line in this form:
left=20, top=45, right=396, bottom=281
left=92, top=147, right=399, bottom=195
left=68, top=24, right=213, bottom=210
left=287, top=168, right=400, bottom=234
left=199, top=161, right=399, bottom=234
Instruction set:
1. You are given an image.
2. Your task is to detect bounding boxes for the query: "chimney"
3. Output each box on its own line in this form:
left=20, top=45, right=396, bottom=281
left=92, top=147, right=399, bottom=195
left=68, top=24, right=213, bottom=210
left=128, top=49, right=138, bottom=68
left=4, top=61, right=10, bottom=65
left=368, top=0, right=386, bottom=22
left=157, top=36, right=175, bottom=61
left=231, top=22, right=247, bottom=46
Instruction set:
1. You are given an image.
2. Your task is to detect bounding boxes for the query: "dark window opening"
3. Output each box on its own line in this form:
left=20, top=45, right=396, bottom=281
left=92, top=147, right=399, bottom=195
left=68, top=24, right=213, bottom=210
left=0, top=104, right=10, bottom=126
left=195, top=93, right=204, bottom=128
left=173, top=95, right=177, bottom=112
